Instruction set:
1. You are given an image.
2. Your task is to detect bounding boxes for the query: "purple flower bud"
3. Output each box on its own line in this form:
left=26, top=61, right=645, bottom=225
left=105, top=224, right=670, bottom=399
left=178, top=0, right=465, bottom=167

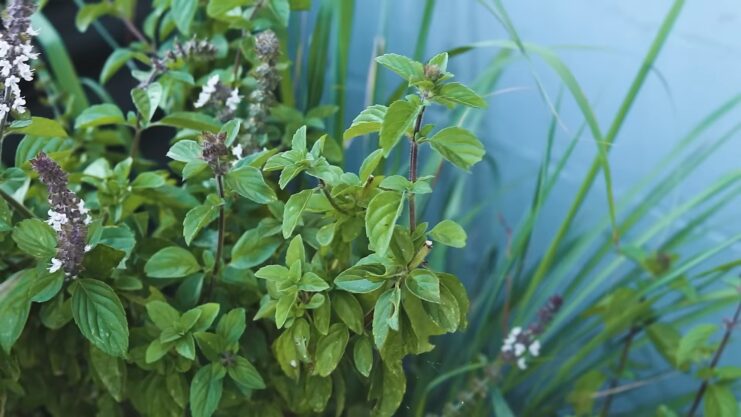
left=30, top=152, right=90, bottom=278
left=201, top=132, right=230, bottom=175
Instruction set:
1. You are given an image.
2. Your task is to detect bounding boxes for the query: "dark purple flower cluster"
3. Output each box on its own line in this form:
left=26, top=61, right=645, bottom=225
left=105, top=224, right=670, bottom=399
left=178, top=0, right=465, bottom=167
left=30, top=152, right=91, bottom=277
left=201, top=132, right=230, bottom=176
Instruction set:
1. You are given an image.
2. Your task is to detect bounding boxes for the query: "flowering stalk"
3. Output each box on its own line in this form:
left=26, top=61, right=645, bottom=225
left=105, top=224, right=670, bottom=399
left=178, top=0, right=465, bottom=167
left=438, top=295, right=563, bottom=417
left=241, top=30, right=280, bottom=150
left=201, top=132, right=230, bottom=300
left=30, top=152, right=92, bottom=278
left=0, top=0, right=39, bottom=161
left=194, top=74, right=242, bottom=122
left=141, top=38, right=216, bottom=87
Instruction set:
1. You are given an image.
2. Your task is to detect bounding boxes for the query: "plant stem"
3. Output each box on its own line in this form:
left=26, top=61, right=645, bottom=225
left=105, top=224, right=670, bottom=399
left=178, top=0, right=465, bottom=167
left=319, top=181, right=348, bottom=214
left=205, top=174, right=227, bottom=301
left=409, top=106, right=426, bottom=233
left=121, top=17, right=149, bottom=48
left=130, top=121, right=142, bottom=160
left=600, top=325, right=639, bottom=417
left=0, top=86, right=11, bottom=165
left=686, top=298, right=741, bottom=417
left=0, top=188, right=34, bottom=219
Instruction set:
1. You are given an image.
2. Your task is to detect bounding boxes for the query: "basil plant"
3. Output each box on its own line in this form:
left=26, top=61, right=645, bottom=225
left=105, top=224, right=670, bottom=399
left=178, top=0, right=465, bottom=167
left=0, top=0, right=487, bottom=416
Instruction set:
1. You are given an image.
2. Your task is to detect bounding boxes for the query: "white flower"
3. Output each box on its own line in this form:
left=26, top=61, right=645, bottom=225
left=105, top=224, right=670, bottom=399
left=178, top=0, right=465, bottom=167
left=194, top=74, right=220, bottom=108
left=0, top=41, right=9, bottom=58
left=529, top=340, right=541, bottom=357
left=0, top=103, right=8, bottom=118
left=47, top=209, right=68, bottom=232
left=514, top=343, right=526, bottom=357
left=517, top=357, right=527, bottom=370
left=84, top=245, right=92, bottom=253
left=26, top=26, right=40, bottom=37
left=289, top=360, right=298, bottom=368
left=225, top=88, right=241, bottom=112
left=12, top=95, right=25, bottom=113
left=49, top=258, right=62, bottom=273
left=231, top=143, right=243, bottom=159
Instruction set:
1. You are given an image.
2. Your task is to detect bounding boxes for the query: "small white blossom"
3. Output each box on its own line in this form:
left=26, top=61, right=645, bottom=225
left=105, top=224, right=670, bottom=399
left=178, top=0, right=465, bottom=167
left=517, top=357, right=527, bottom=370
left=84, top=245, right=92, bottom=253
left=26, top=26, right=40, bottom=37
left=49, top=258, right=62, bottom=273
left=514, top=343, right=526, bottom=357
left=289, top=360, right=298, bottom=368
left=47, top=209, right=68, bottom=232
left=231, top=143, right=243, bottom=159
left=225, top=88, right=241, bottom=112
left=529, top=340, right=541, bottom=357
left=194, top=74, right=220, bottom=108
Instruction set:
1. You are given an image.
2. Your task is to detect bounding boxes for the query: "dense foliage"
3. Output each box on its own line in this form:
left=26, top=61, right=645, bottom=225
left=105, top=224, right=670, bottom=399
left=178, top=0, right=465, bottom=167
left=0, top=0, right=488, bottom=416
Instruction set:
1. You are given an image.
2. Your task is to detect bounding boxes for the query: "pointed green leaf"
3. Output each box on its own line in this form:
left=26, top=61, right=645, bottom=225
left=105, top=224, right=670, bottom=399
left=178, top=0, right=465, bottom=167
left=428, top=126, right=485, bottom=171
left=70, top=279, right=129, bottom=357
left=379, top=100, right=420, bottom=156
left=365, top=191, right=404, bottom=256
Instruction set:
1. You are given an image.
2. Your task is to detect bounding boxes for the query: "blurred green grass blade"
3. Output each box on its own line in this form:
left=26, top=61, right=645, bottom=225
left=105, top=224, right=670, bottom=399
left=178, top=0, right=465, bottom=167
left=277, top=27, right=296, bottom=109
left=332, top=0, right=354, bottom=151
left=81, top=77, right=115, bottom=104
left=32, top=13, right=89, bottom=116
left=515, top=0, right=685, bottom=322
left=413, top=0, right=436, bottom=61
left=306, top=0, right=333, bottom=109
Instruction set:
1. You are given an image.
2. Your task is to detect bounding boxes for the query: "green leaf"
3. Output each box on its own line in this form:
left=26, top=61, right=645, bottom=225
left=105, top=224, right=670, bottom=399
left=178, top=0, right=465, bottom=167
left=405, top=269, right=440, bottom=303
left=171, top=0, right=197, bottom=35
left=379, top=100, right=420, bottom=156
left=145, top=246, right=201, bottom=278
left=334, top=265, right=385, bottom=293
left=231, top=229, right=281, bottom=269
left=370, top=361, right=406, bottom=417
left=131, top=83, right=162, bottom=123
left=255, top=265, right=289, bottom=282
left=90, top=346, right=126, bottom=401
left=299, top=272, right=329, bottom=292
left=191, top=303, right=220, bottom=332
left=436, top=82, right=487, bottom=108
left=359, top=149, right=384, bottom=182
left=0, top=271, right=33, bottom=352
left=375, top=53, right=424, bottom=82
left=82, top=244, right=126, bottom=279
left=428, top=127, right=485, bottom=172
left=146, top=300, right=181, bottom=330
left=269, top=0, right=290, bottom=26
left=282, top=189, right=313, bottom=238
left=8, top=117, right=68, bottom=137
left=70, top=279, right=129, bottom=357
left=167, top=140, right=202, bottom=163
left=705, top=384, right=739, bottom=417
left=100, top=48, right=145, bottom=84
left=365, top=191, right=404, bottom=256
left=275, top=292, right=296, bottom=328
left=131, top=172, right=166, bottom=189
left=183, top=195, right=221, bottom=246
left=291, top=125, right=307, bottom=153
left=159, top=112, right=220, bottom=133
left=229, top=356, right=266, bottom=392
left=75, top=104, right=125, bottom=129
left=343, top=105, right=387, bottom=142
left=372, top=288, right=399, bottom=349
left=217, top=308, right=246, bottom=345
left=75, top=2, right=115, bottom=32
left=647, top=323, right=682, bottom=369
left=315, top=323, right=349, bottom=377
left=676, top=324, right=718, bottom=368
left=12, top=219, right=56, bottom=259
left=353, top=335, right=373, bottom=377
left=332, top=292, right=364, bottom=334
left=429, top=219, right=467, bottom=248
left=225, top=166, right=277, bottom=204
left=189, top=364, right=226, bottom=417
left=13, top=136, right=73, bottom=168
